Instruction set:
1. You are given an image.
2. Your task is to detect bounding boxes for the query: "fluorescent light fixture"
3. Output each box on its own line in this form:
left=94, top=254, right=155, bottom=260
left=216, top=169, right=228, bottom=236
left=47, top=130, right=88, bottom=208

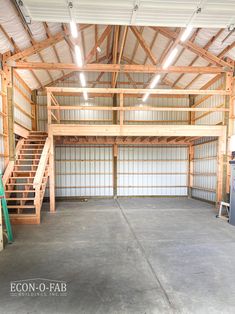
left=70, top=20, right=78, bottom=38
left=79, top=72, right=86, bottom=87
left=75, top=45, right=83, bottom=67
left=150, top=74, right=161, bottom=89
left=83, top=91, right=88, bottom=101
left=163, top=47, right=178, bottom=69
left=180, top=25, right=193, bottom=42
left=142, top=92, right=150, bottom=102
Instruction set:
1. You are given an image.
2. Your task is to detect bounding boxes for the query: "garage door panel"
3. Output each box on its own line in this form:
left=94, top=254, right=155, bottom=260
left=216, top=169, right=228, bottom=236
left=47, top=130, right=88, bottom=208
left=118, top=146, right=188, bottom=196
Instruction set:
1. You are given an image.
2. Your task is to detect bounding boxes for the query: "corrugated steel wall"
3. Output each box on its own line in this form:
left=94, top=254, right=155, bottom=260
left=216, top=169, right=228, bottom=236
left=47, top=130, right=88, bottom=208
left=0, top=73, right=4, bottom=173
left=192, top=138, right=218, bottom=202
left=54, top=145, right=113, bottom=197
left=118, top=145, right=188, bottom=196
left=194, top=76, right=225, bottom=125
left=14, top=75, right=32, bottom=130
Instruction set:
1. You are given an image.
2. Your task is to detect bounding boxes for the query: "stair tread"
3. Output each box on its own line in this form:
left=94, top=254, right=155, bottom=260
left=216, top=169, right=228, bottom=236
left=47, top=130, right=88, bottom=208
left=8, top=205, right=36, bottom=208
left=6, top=198, right=35, bottom=200
left=6, top=190, right=35, bottom=192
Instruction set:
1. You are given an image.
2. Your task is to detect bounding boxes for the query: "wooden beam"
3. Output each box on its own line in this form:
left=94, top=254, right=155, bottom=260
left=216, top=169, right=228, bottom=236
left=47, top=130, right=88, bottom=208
left=46, top=86, right=229, bottom=95
left=154, top=27, right=233, bottom=69
left=7, top=32, right=65, bottom=62
left=111, top=25, right=120, bottom=88
left=130, top=26, right=157, bottom=64
left=86, top=26, right=112, bottom=63
left=12, top=62, right=231, bottom=74
left=131, top=26, right=144, bottom=62
left=172, top=29, right=224, bottom=87
left=49, top=124, right=226, bottom=137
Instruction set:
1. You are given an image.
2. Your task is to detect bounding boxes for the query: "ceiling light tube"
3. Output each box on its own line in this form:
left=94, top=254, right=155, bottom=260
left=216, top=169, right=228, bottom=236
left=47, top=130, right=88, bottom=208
left=150, top=74, right=161, bottom=89
left=142, top=92, right=150, bottom=102
left=75, top=45, right=83, bottom=67
left=79, top=72, right=86, bottom=87
left=180, top=25, right=193, bottom=42
left=163, top=47, right=178, bottom=69
left=83, top=91, right=88, bottom=101
left=70, top=20, right=78, bottom=38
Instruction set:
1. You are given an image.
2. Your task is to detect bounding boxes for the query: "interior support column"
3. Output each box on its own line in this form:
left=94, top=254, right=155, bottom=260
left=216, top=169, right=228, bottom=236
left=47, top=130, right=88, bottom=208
left=113, top=143, right=118, bottom=198
left=3, top=53, right=15, bottom=162
left=188, top=144, right=194, bottom=198
left=31, top=90, right=37, bottom=131
left=49, top=132, right=55, bottom=212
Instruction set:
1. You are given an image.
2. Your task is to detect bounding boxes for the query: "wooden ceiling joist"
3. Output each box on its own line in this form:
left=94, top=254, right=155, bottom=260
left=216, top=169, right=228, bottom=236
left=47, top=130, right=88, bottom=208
left=56, top=135, right=198, bottom=146
left=11, top=62, right=231, bottom=74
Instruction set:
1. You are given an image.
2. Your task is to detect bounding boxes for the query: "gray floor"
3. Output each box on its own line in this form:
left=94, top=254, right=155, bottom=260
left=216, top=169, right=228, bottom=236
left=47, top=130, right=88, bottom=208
left=0, top=197, right=235, bottom=314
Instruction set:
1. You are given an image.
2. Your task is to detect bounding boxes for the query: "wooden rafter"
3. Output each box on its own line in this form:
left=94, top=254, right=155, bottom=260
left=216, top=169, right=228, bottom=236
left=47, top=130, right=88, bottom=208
left=0, top=23, right=43, bottom=88
left=131, top=26, right=144, bottom=62
left=130, top=26, right=157, bottom=65
left=173, top=28, right=224, bottom=88
left=113, top=26, right=128, bottom=87
left=152, top=27, right=233, bottom=69
left=185, top=39, right=235, bottom=89
left=143, top=30, right=159, bottom=64
left=86, top=25, right=112, bottom=64
left=111, top=25, right=120, bottom=87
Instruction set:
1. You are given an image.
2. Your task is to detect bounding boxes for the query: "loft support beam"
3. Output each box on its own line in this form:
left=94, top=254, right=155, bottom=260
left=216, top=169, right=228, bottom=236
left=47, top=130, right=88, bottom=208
left=49, top=124, right=226, bottom=137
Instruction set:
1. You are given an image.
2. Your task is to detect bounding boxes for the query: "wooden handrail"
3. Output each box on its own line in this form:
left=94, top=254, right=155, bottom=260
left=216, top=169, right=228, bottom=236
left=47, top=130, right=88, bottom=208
left=33, top=137, right=51, bottom=189
left=47, top=105, right=228, bottom=112
left=2, top=138, right=24, bottom=186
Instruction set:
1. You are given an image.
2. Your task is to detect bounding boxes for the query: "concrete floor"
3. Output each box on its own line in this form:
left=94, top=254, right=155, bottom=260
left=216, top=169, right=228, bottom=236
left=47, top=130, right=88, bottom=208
left=1, top=197, right=235, bottom=314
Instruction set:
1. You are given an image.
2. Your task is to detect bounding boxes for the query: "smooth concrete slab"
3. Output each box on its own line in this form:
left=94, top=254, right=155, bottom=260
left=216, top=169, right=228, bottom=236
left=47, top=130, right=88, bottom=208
left=0, top=197, right=235, bottom=313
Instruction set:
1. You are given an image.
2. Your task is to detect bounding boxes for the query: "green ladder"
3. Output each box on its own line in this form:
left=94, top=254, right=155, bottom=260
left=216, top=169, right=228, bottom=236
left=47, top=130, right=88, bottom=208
left=0, top=171, right=13, bottom=243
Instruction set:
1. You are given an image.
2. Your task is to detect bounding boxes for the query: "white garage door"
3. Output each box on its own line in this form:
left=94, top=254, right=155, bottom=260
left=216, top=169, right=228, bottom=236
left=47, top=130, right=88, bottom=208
left=55, top=145, right=113, bottom=197
left=117, top=145, right=188, bottom=196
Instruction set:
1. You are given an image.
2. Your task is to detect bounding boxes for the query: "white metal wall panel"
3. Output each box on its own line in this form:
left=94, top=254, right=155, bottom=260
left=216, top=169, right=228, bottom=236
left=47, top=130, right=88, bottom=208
left=125, top=96, right=189, bottom=124
left=192, top=139, right=218, bottom=202
left=55, top=145, right=113, bottom=197
left=0, top=74, right=4, bottom=173
left=118, top=146, right=188, bottom=196
left=194, top=77, right=225, bottom=125
left=14, top=76, right=32, bottom=130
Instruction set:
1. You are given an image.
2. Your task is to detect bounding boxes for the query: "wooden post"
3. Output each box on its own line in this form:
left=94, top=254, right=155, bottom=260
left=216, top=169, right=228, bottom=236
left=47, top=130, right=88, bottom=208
left=189, top=95, right=195, bottom=125
left=47, top=91, right=52, bottom=127
left=113, top=143, right=118, bottom=198
left=188, top=144, right=194, bottom=197
left=49, top=132, right=55, bottom=212
left=6, top=68, right=15, bottom=161
left=226, top=75, right=234, bottom=194
left=1, top=70, right=9, bottom=167
left=120, top=93, right=124, bottom=126
left=31, top=90, right=37, bottom=131
left=113, top=94, right=117, bottom=124
left=217, top=133, right=226, bottom=204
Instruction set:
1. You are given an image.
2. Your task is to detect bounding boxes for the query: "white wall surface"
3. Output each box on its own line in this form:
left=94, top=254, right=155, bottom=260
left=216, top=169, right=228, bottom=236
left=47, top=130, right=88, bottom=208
left=117, top=145, right=188, bottom=196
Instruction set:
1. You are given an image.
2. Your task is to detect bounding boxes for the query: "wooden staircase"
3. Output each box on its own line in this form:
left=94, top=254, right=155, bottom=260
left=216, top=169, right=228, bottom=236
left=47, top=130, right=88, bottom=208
left=3, top=131, right=50, bottom=224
